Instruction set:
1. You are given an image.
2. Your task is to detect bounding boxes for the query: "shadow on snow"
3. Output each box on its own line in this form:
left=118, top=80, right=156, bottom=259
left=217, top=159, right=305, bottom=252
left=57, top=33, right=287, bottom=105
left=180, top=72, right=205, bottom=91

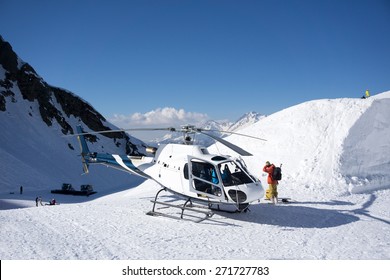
left=219, top=193, right=390, bottom=228
left=219, top=203, right=360, bottom=229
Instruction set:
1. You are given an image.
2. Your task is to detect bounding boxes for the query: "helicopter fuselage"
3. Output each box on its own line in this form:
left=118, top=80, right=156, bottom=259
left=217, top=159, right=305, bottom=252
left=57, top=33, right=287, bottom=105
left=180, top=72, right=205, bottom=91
left=133, top=143, right=264, bottom=208
left=76, top=125, right=264, bottom=210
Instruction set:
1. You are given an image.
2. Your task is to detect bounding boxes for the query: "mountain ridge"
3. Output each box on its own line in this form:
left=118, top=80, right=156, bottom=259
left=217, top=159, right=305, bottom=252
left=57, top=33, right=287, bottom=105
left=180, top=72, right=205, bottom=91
left=0, top=36, right=142, bottom=146
left=0, top=36, right=145, bottom=193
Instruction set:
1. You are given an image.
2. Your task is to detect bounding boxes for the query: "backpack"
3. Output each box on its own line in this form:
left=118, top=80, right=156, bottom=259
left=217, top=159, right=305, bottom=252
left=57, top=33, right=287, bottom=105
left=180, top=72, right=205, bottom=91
left=272, top=165, right=282, bottom=181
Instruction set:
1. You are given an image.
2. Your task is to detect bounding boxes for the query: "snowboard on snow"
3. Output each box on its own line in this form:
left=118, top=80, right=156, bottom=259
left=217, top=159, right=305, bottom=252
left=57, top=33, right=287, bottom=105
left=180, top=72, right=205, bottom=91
left=264, top=197, right=291, bottom=203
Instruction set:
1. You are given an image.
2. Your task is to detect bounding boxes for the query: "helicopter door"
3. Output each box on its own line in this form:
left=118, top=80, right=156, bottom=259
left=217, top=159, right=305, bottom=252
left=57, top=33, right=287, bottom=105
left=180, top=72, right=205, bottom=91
left=188, top=157, right=224, bottom=199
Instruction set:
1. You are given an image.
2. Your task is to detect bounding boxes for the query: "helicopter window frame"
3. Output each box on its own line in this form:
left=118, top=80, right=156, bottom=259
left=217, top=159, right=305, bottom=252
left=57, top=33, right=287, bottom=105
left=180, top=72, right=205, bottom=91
left=211, top=156, right=227, bottom=161
left=190, top=160, right=217, bottom=183
left=234, top=158, right=259, bottom=183
left=218, top=160, right=255, bottom=186
left=183, top=163, right=189, bottom=179
left=189, top=159, right=223, bottom=197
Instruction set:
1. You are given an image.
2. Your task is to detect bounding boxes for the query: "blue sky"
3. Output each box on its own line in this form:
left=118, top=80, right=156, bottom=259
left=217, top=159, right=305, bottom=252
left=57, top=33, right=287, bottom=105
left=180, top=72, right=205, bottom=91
left=1, top=0, right=390, bottom=127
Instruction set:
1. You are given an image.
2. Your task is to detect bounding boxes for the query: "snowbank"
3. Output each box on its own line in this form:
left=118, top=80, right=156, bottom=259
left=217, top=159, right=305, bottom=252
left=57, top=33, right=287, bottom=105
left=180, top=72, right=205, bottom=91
left=210, top=91, right=390, bottom=197
left=341, top=93, right=390, bottom=193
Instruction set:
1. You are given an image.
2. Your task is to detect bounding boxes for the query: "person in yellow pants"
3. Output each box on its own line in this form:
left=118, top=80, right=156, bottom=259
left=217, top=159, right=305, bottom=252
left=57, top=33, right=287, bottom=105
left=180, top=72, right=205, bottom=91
left=263, top=161, right=279, bottom=204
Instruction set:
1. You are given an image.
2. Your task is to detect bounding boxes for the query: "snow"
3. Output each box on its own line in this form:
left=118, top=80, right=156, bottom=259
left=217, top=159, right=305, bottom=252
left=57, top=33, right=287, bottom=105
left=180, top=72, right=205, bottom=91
left=1, top=181, right=389, bottom=260
left=1, top=90, right=390, bottom=260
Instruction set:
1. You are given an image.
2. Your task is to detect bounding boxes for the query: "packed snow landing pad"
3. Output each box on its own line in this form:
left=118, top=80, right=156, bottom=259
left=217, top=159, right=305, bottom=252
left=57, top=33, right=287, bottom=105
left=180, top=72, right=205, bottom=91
left=1, top=180, right=389, bottom=260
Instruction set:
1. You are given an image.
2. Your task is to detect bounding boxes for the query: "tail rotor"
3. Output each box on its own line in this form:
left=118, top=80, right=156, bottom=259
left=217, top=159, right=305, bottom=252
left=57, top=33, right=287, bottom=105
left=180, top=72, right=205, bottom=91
left=76, top=125, right=90, bottom=174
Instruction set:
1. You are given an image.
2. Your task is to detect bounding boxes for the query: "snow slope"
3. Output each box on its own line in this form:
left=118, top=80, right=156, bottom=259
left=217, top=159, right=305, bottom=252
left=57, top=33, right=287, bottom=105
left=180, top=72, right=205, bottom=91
left=0, top=61, right=145, bottom=200
left=209, top=91, right=390, bottom=198
left=1, top=92, right=389, bottom=260
left=0, top=85, right=143, bottom=192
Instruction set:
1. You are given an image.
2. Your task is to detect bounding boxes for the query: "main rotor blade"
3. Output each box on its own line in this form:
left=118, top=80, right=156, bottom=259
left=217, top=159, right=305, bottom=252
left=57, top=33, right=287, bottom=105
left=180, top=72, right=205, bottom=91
left=64, top=127, right=176, bottom=137
left=201, top=129, right=267, bottom=141
left=198, top=130, right=253, bottom=156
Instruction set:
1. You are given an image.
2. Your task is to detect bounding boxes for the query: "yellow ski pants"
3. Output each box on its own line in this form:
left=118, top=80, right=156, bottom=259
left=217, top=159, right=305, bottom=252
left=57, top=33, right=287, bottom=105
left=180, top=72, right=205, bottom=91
left=265, top=184, right=278, bottom=199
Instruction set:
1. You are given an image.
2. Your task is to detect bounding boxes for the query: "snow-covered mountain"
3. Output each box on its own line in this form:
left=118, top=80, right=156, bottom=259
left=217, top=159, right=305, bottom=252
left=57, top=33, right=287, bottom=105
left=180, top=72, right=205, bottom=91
left=0, top=36, right=146, bottom=194
left=209, top=92, right=390, bottom=195
left=201, top=111, right=265, bottom=133
left=227, top=111, right=265, bottom=131
left=0, top=36, right=389, bottom=261
left=150, top=111, right=265, bottom=146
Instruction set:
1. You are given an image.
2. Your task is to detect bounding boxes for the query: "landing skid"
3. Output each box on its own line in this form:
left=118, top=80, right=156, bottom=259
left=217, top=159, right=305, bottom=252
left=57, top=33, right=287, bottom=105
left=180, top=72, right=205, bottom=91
left=146, top=188, right=214, bottom=223
left=209, top=203, right=250, bottom=213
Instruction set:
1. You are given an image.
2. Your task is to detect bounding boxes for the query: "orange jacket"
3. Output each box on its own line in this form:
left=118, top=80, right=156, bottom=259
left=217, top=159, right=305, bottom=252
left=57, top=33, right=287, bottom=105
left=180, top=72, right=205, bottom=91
left=263, top=164, right=278, bottom=184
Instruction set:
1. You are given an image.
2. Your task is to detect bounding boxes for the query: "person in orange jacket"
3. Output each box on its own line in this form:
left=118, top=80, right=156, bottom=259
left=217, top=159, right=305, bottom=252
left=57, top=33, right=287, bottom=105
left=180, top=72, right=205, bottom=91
left=263, top=161, right=279, bottom=204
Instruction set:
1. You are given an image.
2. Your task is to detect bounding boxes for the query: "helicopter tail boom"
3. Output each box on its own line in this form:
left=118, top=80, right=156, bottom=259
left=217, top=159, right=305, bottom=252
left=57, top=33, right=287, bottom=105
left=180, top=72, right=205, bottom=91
left=75, top=125, right=151, bottom=179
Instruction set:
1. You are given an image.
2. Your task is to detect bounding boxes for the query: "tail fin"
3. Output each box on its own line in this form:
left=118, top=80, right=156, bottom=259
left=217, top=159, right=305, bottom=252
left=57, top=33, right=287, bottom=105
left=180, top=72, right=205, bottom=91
left=76, top=125, right=90, bottom=174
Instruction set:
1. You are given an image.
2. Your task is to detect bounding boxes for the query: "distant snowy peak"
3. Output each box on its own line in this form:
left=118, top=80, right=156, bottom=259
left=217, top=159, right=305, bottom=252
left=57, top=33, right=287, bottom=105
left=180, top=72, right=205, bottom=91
left=198, top=119, right=232, bottom=131
left=228, top=111, right=265, bottom=132
left=197, top=111, right=265, bottom=132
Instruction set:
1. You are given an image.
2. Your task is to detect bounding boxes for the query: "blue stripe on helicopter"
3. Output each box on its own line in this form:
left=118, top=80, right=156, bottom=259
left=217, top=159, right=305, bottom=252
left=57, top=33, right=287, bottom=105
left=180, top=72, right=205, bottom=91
left=91, top=153, right=150, bottom=179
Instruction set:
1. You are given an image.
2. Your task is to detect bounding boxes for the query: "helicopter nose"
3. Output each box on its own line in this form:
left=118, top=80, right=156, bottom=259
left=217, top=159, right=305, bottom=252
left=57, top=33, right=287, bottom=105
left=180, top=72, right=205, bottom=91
left=245, top=182, right=264, bottom=203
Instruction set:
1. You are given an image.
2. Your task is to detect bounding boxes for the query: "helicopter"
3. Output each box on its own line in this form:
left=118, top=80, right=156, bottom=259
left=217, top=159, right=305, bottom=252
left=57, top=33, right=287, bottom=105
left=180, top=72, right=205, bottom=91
left=74, top=124, right=265, bottom=221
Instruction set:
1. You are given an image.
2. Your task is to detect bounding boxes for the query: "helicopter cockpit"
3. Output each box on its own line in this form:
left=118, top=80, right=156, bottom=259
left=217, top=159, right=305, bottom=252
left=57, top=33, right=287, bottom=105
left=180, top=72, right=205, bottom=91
left=218, top=159, right=257, bottom=187
left=188, top=160, right=222, bottom=196
left=185, top=155, right=258, bottom=202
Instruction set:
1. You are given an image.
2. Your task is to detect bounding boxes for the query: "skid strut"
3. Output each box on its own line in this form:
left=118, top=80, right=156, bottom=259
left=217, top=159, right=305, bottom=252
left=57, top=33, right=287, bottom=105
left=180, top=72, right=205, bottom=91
left=147, top=188, right=214, bottom=223
left=151, top=188, right=166, bottom=213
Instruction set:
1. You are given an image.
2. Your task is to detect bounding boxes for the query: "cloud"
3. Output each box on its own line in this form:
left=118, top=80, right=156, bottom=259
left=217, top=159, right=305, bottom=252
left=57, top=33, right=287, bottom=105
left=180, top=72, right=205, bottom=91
left=108, top=107, right=209, bottom=128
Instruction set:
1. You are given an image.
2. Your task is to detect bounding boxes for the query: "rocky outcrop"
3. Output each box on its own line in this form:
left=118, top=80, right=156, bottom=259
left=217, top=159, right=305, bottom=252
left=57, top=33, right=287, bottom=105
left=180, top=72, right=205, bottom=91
left=0, top=35, right=142, bottom=155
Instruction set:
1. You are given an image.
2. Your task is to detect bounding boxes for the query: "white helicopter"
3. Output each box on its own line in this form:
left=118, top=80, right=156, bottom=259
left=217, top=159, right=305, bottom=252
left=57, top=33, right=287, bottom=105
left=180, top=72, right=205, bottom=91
left=74, top=125, right=265, bottom=221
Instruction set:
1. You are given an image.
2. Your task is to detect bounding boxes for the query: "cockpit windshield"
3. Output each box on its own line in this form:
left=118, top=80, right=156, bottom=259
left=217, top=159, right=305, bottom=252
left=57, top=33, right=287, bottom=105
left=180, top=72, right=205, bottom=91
left=218, top=160, right=254, bottom=186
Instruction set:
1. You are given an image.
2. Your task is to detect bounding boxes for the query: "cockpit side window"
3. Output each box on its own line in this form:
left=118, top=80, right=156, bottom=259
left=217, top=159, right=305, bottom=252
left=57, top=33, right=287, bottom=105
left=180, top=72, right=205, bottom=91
left=190, top=160, right=222, bottom=197
left=191, top=161, right=216, bottom=183
left=219, top=161, right=253, bottom=186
